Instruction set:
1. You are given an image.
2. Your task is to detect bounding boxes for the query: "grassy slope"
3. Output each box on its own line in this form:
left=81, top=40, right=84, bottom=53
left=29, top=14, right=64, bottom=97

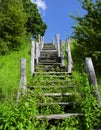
left=0, top=39, right=31, bottom=101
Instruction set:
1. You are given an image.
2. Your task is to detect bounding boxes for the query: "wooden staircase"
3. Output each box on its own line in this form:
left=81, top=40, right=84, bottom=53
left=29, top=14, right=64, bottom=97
left=30, top=43, right=82, bottom=120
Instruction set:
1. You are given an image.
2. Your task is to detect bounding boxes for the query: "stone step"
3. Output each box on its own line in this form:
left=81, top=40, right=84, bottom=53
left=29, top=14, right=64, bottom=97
left=35, top=113, right=83, bottom=120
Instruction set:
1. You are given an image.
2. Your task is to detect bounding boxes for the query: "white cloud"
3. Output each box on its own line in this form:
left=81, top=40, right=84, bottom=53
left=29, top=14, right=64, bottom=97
left=32, top=0, right=46, bottom=11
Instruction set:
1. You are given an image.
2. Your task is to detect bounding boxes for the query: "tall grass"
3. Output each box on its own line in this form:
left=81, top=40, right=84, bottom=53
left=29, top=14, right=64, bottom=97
left=0, top=38, right=31, bottom=102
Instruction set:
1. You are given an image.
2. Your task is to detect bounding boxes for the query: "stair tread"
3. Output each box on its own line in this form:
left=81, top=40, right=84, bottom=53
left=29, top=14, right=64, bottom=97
left=38, top=63, right=61, bottom=65
left=37, top=92, right=72, bottom=96
left=35, top=113, right=83, bottom=120
left=35, top=72, right=69, bottom=74
left=33, top=86, right=73, bottom=88
left=37, top=102, right=73, bottom=106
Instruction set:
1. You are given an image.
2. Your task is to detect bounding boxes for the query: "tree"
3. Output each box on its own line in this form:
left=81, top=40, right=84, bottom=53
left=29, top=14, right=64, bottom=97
left=0, top=0, right=27, bottom=54
left=22, top=0, right=47, bottom=38
left=72, top=0, right=101, bottom=71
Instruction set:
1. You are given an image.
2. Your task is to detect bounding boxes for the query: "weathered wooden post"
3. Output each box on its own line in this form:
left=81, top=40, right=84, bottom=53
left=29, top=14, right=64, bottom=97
left=31, top=40, right=35, bottom=75
left=38, top=42, right=40, bottom=57
left=56, top=34, right=60, bottom=57
left=38, top=34, right=41, bottom=44
left=38, top=34, right=41, bottom=52
left=17, top=58, right=27, bottom=99
left=52, top=38, right=54, bottom=45
left=66, top=39, right=73, bottom=73
left=41, top=36, right=44, bottom=50
left=85, top=57, right=101, bottom=106
left=60, top=40, right=64, bottom=66
left=35, top=42, right=39, bottom=65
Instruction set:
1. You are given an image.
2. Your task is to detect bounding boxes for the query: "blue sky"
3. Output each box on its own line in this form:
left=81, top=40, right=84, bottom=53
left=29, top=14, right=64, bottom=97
left=32, top=0, right=87, bottom=42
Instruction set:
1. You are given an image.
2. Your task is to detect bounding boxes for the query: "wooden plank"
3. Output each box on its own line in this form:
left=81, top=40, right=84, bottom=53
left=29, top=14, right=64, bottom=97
left=34, top=72, right=69, bottom=74
left=41, top=50, right=57, bottom=52
left=34, top=80, right=68, bottom=83
left=34, top=85, right=73, bottom=89
left=38, top=93, right=72, bottom=96
left=37, top=102, right=73, bottom=106
left=35, top=113, right=83, bottom=120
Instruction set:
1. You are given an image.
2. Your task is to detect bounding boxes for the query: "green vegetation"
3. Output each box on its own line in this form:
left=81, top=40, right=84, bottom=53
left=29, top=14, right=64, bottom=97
left=0, top=0, right=47, bottom=55
left=71, top=0, right=101, bottom=72
left=0, top=0, right=101, bottom=129
left=0, top=40, right=101, bottom=129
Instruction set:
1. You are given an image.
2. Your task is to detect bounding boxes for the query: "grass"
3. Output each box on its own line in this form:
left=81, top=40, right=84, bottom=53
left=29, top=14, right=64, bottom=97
left=0, top=38, right=31, bottom=102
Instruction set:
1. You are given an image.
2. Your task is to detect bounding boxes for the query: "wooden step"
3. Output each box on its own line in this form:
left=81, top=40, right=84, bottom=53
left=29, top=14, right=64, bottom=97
left=37, top=102, right=73, bottom=106
left=28, top=85, right=73, bottom=90
left=35, top=85, right=73, bottom=89
left=35, top=113, right=83, bottom=120
left=37, top=92, right=72, bottom=96
left=39, top=56, right=58, bottom=60
left=34, top=80, right=68, bottom=83
left=41, top=50, right=57, bottom=53
left=42, top=47, right=56, bottom=51
left=38, top=63, right=61, bottom=65
left=40, top=54, right=58, bottom=56
left=34, top=72, right=69, bottom=75
left=39, top=59, right=58, bottom=61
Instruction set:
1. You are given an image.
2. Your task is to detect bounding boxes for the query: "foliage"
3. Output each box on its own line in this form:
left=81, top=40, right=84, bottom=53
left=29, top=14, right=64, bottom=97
left=72, top=0, right=101, bottom=72
left=22, top=0, right=47, bottom=38
left=0, top=0, right=27, bottom=54
left=0, top=0, right=47, bottom=55
left=73, top=71, right=101, bottom=129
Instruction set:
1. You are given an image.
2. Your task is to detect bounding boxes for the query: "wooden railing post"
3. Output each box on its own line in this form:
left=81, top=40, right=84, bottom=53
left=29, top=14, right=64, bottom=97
left=56, top=34, right=60, bottom=57
left=38, top=34, right=41, bottom=52
left=60, top=40, right=64, bottom=66
left=85, top=57, right=101, bottom=106
left=31, top=40, right=35, bottom=75
left=35, top=42, right=39, bottom=65
left=38, top=34, right=41, bottom=44
left=66, top=39, right=73, bottom=73
left=41, top=36, right=44, bottom=50
left=52, top=38, right=54, bottom=45
left=17, top=58, right=27, bottom=99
